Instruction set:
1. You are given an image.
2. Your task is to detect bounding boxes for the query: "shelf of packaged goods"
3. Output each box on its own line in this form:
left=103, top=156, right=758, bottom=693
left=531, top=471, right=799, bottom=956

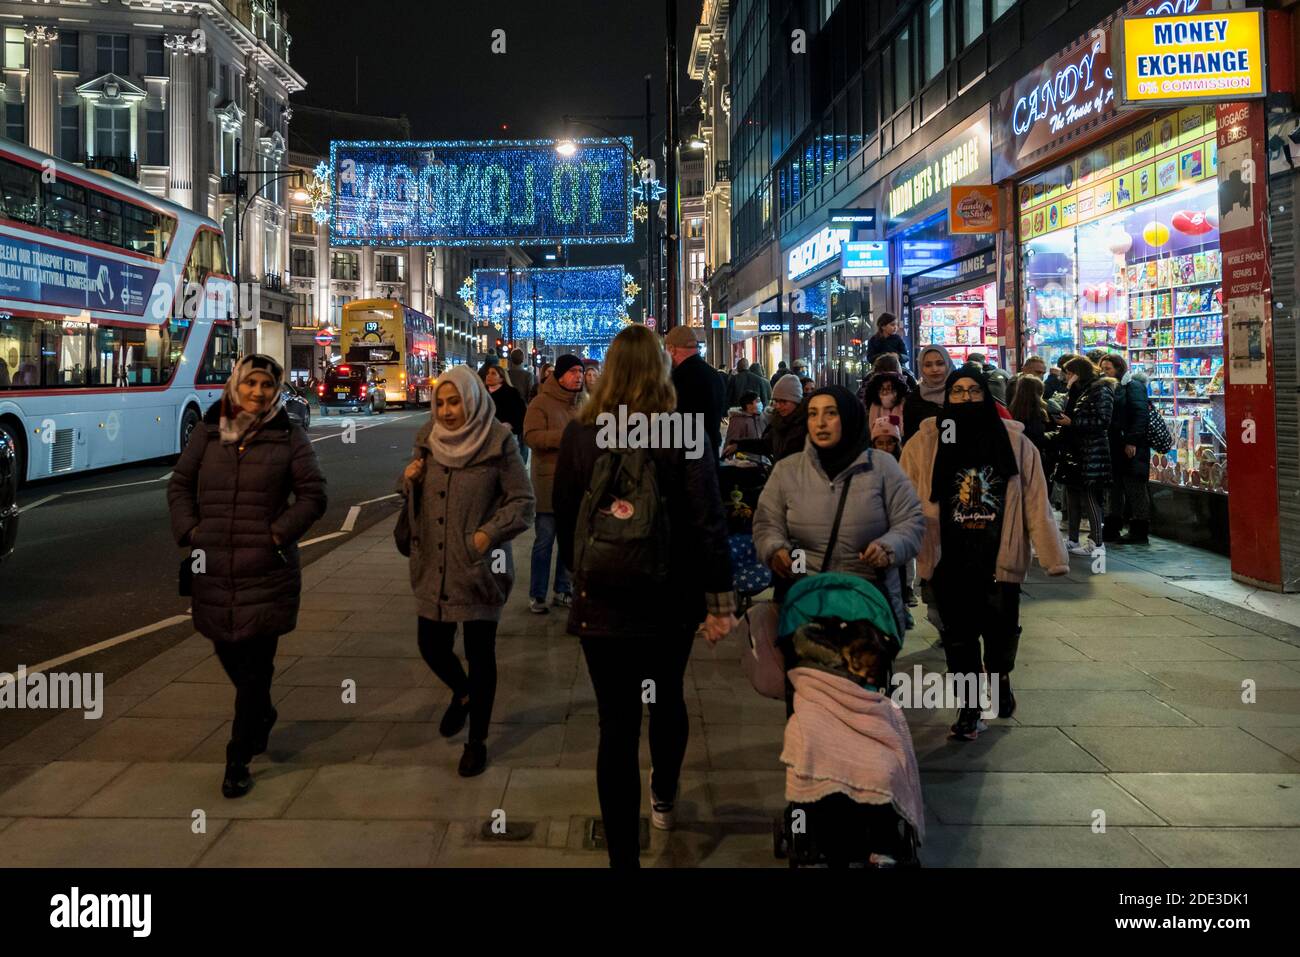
left=1129, top=279, right=1222, bottom=293
left=1176, top=394, right=1225, bottom=399
left=1174, top=342, right=1220, bottom=348
left=1129, top=311, right=1222, bottom=322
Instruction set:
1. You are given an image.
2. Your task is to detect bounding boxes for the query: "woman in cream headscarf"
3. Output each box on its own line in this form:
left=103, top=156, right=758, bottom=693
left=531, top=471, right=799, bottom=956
left=399, top=366, right=535, bottom=777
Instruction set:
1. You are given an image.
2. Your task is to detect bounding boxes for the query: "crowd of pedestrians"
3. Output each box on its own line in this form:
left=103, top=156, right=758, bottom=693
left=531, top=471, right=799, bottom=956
left=167, top=329, right=1156, bottom=866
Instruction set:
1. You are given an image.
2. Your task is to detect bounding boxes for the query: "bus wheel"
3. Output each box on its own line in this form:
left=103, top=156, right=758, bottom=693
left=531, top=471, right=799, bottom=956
left=0, top=418, right=25, bottom=489
left=179, top=406, right=201, bottom=453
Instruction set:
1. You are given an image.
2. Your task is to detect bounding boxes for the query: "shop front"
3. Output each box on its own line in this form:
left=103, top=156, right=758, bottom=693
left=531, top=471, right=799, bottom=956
left=783, top=224, right=871, bottom=387
left=991, top=0, right=1286, bottom=574
left=884, top=106, right=998, bottom=371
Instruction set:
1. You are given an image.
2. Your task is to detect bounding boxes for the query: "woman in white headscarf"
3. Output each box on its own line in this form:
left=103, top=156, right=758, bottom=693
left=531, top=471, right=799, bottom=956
left=399, top=366, right=535, bottom=777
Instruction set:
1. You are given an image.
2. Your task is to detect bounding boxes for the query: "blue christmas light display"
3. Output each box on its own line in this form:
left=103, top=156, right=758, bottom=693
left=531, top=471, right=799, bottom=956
left=631, top=177, right=667, bottom=202
left=329, top=138, right=634, bottom=247
left=472, top=265, right=629, bottom=345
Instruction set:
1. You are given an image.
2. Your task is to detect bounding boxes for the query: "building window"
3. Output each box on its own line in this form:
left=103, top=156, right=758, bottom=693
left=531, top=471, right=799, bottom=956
left=219, top=64, right=229, bottom=101
left=58, top=31, right=79, bottom=72
left=688, top=218, right=703, bottom=239
left=993, top=0, right=1016, bottom=20
left=329, top=292, right=354, bottom=325
left=144, top=110, right=165, bottom=165
left=925, top=0, right=945, bottom=82
left=94, top=106, right=131, bottom=158
left=290, top=291, right=314, bottom=329
left=330, top=251, right=359, bottom=281
left=893, top=27, right=912, bottom=111
left=5, top=103, right=24, bottom=144
left=96, top=34, right=129, bottom=75
left=291, top=246, right=316, bottom=278
left=220, top=129, right=236, bottom=176
left=59, top=105, right=79, bottom=160
left=145, top=36, right=164, bottom=76
left=376, top=252, right=406, bottom=283
left=4, top=28, right=26, bottom=70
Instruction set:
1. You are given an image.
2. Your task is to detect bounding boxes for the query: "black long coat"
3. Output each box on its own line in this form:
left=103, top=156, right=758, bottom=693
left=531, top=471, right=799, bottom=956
left=1055, top=379, right=1114, bottom=488
left=490, top=383, right=527, bottom=444
left=168, top=404, right=327, bottom=643
left=1109, top=377, right=1151, bottom=481
left=553, top=420, right=734, bottom=639
left=671, top=353, right=726, bottom=457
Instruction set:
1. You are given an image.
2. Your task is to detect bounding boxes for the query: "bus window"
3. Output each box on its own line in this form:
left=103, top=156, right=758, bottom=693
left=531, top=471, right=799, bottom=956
left=197, top=322, right=236, bottom=385
left=122, top=202, right=158, bottom=256
left=0, top=157, right=40, bottom=226
left=44, top=321, right=98, bottom=386
left=0, top=316, right=40, bottom=388
left=44, top=179, right=89, bottom=237
left=88, top=192, right=124, bottom=247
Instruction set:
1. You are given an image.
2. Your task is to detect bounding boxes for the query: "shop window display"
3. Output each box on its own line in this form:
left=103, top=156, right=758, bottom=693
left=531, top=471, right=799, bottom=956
left=1019, top=107, right=1225, bottom=494
left=914, top=281, right=1000, bottom=366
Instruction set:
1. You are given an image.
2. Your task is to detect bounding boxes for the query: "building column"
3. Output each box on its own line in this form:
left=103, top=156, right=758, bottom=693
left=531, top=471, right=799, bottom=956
left=164, top=31, right=205, bottom=211
left=24, top=25, right=58, bottom=154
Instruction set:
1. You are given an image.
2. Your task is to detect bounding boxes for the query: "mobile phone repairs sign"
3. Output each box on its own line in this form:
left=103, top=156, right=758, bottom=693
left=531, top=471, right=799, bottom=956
left=1116, top=10, right=1265, bottom=108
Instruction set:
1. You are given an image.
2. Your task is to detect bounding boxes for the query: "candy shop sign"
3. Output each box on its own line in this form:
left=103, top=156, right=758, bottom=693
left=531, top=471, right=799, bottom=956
left=1011, top=38, right=1112, bottom=139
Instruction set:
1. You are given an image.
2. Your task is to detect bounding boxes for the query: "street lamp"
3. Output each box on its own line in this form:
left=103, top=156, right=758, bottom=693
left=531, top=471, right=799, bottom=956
left=687, top=138, right=707, bottom=151
left=555, top=139, right=578, bottom=157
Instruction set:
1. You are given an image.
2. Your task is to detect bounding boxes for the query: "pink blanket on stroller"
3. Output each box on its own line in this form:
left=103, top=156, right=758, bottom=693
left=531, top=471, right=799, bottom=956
left=780, top=667, right=925, bottom=843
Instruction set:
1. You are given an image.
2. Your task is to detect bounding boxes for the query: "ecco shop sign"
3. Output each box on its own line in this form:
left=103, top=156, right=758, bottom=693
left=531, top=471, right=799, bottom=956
left=787, top=226, right=850, bottom=281
left=1115, top=11, right=1265, bottom=107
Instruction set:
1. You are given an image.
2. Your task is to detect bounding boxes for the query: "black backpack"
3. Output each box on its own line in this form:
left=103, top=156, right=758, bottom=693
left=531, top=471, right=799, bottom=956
left=573, top=448, right=671, bottom=587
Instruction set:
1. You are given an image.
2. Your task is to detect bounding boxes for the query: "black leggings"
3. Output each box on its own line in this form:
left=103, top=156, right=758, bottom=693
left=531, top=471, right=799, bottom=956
left=1065, top=485, right=1105, bottom=543
left=931, top=566, right=1023, bottom=682
left=580, top=628, right=695, bottom=868
left=417, top=617, right=498, bottom=744
left=213, top=634, right=279, bottom=764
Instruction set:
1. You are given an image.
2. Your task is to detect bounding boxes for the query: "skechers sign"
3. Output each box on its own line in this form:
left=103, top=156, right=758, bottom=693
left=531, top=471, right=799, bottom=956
left=0, top=233, right=157, bottom=316
left=1115, top=10, right=1265, bottom=108
left=787, top=227, right=850, bottom=281
left=329, top=139, right=634, bottom=247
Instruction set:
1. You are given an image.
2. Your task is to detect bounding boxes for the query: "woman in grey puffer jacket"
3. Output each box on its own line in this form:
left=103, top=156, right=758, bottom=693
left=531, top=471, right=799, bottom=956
left=399, top=366, right=535, bottom=777
left=753, top=385, right=926, bottom=637
left=168, top=354, right=327, bottom=800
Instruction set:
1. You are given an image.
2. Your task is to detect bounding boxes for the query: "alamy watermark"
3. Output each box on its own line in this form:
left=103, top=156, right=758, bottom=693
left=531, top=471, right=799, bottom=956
left=888, top=665, right=1000, bottom=719
left=595, top=406, right=707, bottom=460
left=0, top=665, right=104, bottom=719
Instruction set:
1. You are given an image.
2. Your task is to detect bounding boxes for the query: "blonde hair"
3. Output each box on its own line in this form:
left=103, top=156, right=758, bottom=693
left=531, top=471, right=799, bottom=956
left=578, top=324, right=676, bottom=425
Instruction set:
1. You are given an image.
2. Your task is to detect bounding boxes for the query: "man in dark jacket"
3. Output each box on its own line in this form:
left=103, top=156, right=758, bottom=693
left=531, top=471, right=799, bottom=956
left=665, top=325, right=725, bottom=458
left=769, top=361, right=789, bottom=386
left=726, top=357, right=772, bottom=407
left=506, top=348, right=533, bottom=401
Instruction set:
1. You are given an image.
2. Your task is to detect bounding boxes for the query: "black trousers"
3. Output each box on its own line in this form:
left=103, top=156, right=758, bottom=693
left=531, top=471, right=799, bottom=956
left=213, top=634, right=279, bottom=765
left=580, top=627, right=695, bottom=869
left=417, top=617, right=498, bottom=744
left=931, top=565, right=1022, bottom=687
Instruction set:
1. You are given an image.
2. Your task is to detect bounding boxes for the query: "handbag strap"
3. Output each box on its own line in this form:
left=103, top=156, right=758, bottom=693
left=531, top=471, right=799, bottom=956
left=820, top=471, right=855, bottom=573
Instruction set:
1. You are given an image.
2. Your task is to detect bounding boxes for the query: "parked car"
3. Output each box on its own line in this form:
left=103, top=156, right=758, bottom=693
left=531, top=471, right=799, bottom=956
left=0, top=425, right=18, bottom=563
left=316, top=363, right=387, bottom=416
left=283, top=384, right=311, bottom=430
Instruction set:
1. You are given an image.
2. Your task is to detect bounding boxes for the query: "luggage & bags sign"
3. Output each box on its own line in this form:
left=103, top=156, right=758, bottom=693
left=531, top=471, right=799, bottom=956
left=1115, top=10, right=1265, bottom=108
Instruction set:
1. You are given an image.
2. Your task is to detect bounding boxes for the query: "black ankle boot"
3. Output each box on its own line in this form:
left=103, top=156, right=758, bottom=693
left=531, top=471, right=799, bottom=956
left=222, top=761, right=253, bottom=799
left=1102, top=517, right=1124, bottom=543
left=1119, top=520, right=1150, bottom=545
left=997, top=673, right=1016, bottom=719
left=458, top=741, right=487, bottom=777
left=439, top=695, right=470, bottom=738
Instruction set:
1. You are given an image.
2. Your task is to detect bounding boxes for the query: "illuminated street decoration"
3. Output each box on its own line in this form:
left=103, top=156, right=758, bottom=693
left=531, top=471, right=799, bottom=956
left=632, top=176, right=667, bottom=202
left=329, top=138, right=634, bottom=246
left=306, top=161, right=331, bottom=224
left=457, top=276, right=476, bottom=310
left=471, top=265, right=628, bottom=344
left=622, top=273, right=640, bottom=307
left=634, top=202, right=649, bottom=222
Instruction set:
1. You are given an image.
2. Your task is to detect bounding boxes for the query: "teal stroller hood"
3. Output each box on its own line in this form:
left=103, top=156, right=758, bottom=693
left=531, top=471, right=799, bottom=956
left=778, top=573, right=901, bottom=644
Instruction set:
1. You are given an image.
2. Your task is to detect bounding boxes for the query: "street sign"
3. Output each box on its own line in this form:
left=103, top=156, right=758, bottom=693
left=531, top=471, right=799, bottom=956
left=314, top=330, right=335, bottom=345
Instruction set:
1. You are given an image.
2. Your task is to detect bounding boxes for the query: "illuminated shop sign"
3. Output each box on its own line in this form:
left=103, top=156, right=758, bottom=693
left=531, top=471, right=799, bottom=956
left=841, top=241, right=889, bottom=278
left=828, top=208, right=877, bottom=226
left=787, top=226, right=850, bottom=281
left=992, top=0, right=1207, bottom=180
left=1115, top=10, right=1265, bottom=107
left=884, top=107, right=991, bottom=227
left=329, top=139, right=634, bottom=247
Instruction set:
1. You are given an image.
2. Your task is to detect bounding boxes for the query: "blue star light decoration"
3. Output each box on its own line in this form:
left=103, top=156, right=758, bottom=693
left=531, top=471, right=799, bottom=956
left=307, top=161, right=332, bottom=224
left=631, top=177, right=667, bottom=203
left=622, top=272, right=639, bottom=308
left=457, top=276, right=476, bottom=310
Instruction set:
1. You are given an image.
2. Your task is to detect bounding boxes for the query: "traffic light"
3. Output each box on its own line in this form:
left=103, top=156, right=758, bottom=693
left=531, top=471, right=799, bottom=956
left=495, top=337, right=504, bottom=349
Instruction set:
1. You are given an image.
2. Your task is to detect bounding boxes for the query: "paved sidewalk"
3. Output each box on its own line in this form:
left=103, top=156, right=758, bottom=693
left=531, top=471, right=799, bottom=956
left=1, top=518, right=1299, bottom=867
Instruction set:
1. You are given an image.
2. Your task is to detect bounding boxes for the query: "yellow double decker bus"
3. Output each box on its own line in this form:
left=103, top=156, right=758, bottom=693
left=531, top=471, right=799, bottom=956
left=340, top=299, right=436, bottom=406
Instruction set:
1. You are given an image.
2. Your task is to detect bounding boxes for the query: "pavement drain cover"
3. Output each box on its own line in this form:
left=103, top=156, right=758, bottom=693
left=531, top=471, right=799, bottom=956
left=478, top=819, right=536, bottom=842
left=584, top=816, right=650, bottom=851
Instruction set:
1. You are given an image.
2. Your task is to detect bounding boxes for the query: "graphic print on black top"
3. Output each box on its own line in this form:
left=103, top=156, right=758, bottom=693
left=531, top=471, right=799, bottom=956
left=951, top=466, right=1005, bottom=529
left=938, top=464, right=1007, bottom=578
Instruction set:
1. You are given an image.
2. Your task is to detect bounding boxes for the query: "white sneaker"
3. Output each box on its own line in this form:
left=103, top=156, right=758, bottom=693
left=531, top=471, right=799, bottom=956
left=650, top=788, right=677, bottom=830
left=551, top=592, right=572, bottom=609
left=1069, top=539, right=1099, bottom=557
left=528, top=598, right=549, bottom=614
left=1064, top=538, right=1081, bottom=553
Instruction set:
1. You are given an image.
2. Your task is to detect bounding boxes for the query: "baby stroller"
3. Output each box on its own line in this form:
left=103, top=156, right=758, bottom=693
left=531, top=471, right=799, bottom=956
left=719, top=458, right=772, bottom=600
left=771, top=573, right=923, bottom=868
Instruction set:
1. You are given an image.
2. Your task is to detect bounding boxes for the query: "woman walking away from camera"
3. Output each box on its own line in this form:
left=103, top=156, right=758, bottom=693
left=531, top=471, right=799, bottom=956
left=900, top=364, right=1068, bottom=741
left=753, top=385, right=925, bottom=711
left=1008, top=373, right=1058, bottom=495
left=553, top=325, right=736, bottom=868
left=866, top=313, right=909, bottom=371
left=528, top=362, right=552, bottom=404
left=523, top=354, right=584, bottom=613
left=480, top=363, right=527, bottom=447
left=904, top=345, right=954, bottom=443
left=400, top=367, right=535, bottom=777
left=167, top=354, right=327, bottom=799
left=1053, top=356, right=1114, bottom=557
left=1099, top=352, right=1151, bottom=544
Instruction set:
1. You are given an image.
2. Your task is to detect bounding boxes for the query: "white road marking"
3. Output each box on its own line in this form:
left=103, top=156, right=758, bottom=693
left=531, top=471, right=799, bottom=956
left=18, top=471, right=173, bottom=514
left=309, top=413, right=415, bottom=443
left=0, top=614, right=194, bottom=683
left=341, top=505, right=361, bottom=533
left=357, top=492, right=401, bottom=506
left=17, top=494, right=60, bottom=514
left=299, top=531, right=347, bottom=548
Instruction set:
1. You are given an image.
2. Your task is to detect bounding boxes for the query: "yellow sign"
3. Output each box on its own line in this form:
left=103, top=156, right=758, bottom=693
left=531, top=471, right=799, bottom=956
left=949, top=185, right=1000, bottom=234
left=1116, top=10, right=1266, bottom=107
